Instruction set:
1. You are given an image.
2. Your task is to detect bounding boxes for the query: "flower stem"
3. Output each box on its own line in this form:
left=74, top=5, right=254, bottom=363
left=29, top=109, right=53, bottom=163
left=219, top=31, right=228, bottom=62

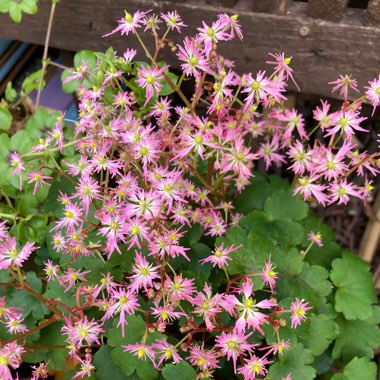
left=36, top=0, right=58, bottom=108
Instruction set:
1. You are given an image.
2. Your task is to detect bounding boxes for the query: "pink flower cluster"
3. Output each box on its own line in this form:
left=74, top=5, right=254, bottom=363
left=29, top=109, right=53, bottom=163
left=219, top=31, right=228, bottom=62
left=1, top=8, right=378, bottom=380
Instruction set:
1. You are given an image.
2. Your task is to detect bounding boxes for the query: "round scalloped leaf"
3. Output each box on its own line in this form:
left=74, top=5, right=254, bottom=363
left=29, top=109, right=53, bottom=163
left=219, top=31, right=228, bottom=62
left=305, top=314, right=339, bottom=356
left=331, top=357, right=377, bottom=380
left=267, top=343, right=316, bottom=380
left=331, top=251, right=377, bottom=320
left=264, top=189, right=308, bottom=221
left=162, top=361, right=196, bottom=380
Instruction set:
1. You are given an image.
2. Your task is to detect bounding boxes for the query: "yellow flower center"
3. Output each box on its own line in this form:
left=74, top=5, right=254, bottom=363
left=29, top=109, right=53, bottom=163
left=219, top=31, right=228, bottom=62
left=190, top=56, right=198, bottom=66
left=131, top=226, right=140, bottom=235
left=0, top=356, right=9, bottom=365
left=251, top=80, right=261, bottom=91
left=124, top=12, right=133, bottom=23
left=227, top=341, right=237, bottom=349
left=140, top=147, right=149, bottom=156
left=140, top=268, right=149, bottom=276
left=206, top=27, right=215, bottom=37
left=119, top=296, right=128, bottom=304
left=146, top=75, right=155, bottom=85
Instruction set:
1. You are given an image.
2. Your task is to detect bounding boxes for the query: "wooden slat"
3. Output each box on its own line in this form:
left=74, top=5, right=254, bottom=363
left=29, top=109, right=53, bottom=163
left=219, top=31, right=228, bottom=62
left=307, top=0, right=349, bottom=22
left=359, top=192, right=380, bottom=263
left=366, top=0, right=380, bottom=26
left=0, top=1, right=379, bottom=99
left=252, top=0, right=292, bottom=14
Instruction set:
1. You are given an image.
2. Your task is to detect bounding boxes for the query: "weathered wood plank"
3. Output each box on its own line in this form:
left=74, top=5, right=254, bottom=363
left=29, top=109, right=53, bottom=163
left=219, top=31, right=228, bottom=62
left=366, top=0, right=380, bottom=25
left=0, top=0, right=379, bottom=98
left=359, top=192, right=380, bottom=263
left=252, top=0, right=292, bottom=14
left=307, top=0, right=349, bottom=22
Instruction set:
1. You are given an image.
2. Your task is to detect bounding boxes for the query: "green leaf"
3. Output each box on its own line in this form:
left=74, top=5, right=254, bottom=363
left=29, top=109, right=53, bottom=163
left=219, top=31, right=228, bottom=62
left=22, top=69, right=45, bottom=94
left=43, top=279, right=76, bottom=309
left=267, top=343, right=316, bottom=380
left=0, top=133, right=10, bottom=160
left=3, top=80, right=15, bottom=102
left=111, top=346, right=159, bottom=380
left=107, top=315, right=146, bottom=346
left=221, top=227, right=274, bottom=275
left=330, top=251, right=377, bottom=320
left=331, top=357, right=377, bottom=380
left=159, top=71, right=178, bottom=96
left=272, top=247, right=304, bottom=276
left=264, top=189, right=308, bottom=221
left=110, top=347, right=136, bottom=377
left=20, top=0, right=38, bottom=14
left=25, top=108, right=58, bottom=137
left=0, top=107, right=12, bottom=131
left=8, top=272, right=49, bottom=319
left=94, top=346, right=127, bottom=380
left=8, top=2, right=22, bottom=22
left=305, top=314, right=339, bottom=356
left=162, top=361, right=196, bottom=380
left=0, top=0, right=11, bottom=12
left=10, top=130, right=34, bottom=154
left=276, top=263, right=331, bottom=309
left=332, top=313, right=380, bottom=361
left=233, top=180, right=275, bottom=213
left=74, top=50, right=97, bottom=70
left=32, top=322, right=67, bottom=370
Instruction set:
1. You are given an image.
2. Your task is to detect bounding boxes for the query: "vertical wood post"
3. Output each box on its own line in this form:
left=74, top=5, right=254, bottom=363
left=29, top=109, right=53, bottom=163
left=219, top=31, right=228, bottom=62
left=307, top=0, right=349, bottom=22
left=366, top=0, right=380, bottom=26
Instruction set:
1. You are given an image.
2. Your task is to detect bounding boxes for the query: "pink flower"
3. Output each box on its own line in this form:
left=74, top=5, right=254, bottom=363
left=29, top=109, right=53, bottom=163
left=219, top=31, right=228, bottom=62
left=165, top=274, right=195, bottom=302
left=326, top=109, right=367, bottom=139
left=290, top=298, right=312, bottom=328
left=27, top=171, right=52, bottom=195
left=192, top=284, right=223, bottom=330
left=51, top=201, right=83, bottom=232
left=44, top=259, right=60, bottom=281
left=313, top=100, right=332, bottom=130
left=151, top=305, right=185, bottom=324
left=0, top=221, right=9, bottom=242
left=136, top=65, right=167, bottom=106
left=177, top=37, right=208, bottom=78
left=261, top=259, right=278, bottom=293
left=128, top=252, right=160, bottom=291
left=308, top=232, right=323, bottom=247
left=188, top=345, right=220, bottom=371
left=5, top=314, right=28, bottom=334
left=232, top=279, right=276, bottom=334
left=62, top=316, right=103, bottom=348
left=267, top=52, right=299, bottom=91
left=0, top=342, right=25, bottom=380
left=152, top=339, right=182, bottom=366
left=328, top=179, right=362, bottom=205
left=294, top=176, right=328, bottom=206
left=9, top=152, right=24, bottom=191
left=197, top=19, right=229, bottom=57
left=215, top=331, right=256, bottom=373
left=104, top=10, right=149, bottom=37
left=365, top=75, right=380, bottom=115
left=200, top=243, right=241, bottom=268
left=123, top=343, right=156, bottom=365
left=73, top=354, right=95, bottom=379
left=218, top=13, right=243, bottom=40
left=242, top=71, right=285, bottom=108
left=103, top=288, right=139, bottom=336
left=60, top=267, right=90, bottom=292
left=161, top=11, right=186, bottom=32
left=329, top=74, right=359, bottom=101
left=238, top=355, right=271, bottom=379
left=0, top=237, right=36, bottom=269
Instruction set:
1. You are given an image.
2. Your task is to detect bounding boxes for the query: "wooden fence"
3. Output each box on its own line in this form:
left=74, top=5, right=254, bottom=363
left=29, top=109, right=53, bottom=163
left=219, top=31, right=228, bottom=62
left=0, top=0, right=380, bottom=98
